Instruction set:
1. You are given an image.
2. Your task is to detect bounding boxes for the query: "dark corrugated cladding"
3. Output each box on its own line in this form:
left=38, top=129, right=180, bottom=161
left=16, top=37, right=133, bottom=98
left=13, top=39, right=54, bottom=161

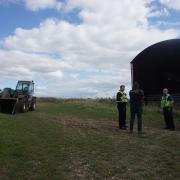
left=131, top=39, right=180, bottom=103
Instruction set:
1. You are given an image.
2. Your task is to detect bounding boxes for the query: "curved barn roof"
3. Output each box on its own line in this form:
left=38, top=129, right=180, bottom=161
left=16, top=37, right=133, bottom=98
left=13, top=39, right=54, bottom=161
left=130, top=39, right=180, bottom=96
left=131, top=39, right=180, bottom=64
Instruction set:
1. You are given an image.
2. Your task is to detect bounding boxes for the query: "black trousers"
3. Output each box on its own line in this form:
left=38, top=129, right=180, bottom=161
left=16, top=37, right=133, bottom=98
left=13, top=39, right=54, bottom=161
left=130, top=105, right=142, bottom=132
left=117, top=104, right=126, bottom=128
left=163, top=108, right=175, bottom=130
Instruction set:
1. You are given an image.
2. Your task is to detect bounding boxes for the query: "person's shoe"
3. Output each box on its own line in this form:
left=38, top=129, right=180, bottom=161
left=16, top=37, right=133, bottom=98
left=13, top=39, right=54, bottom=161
left=129, top=130, right=133, bottom=134
left=164, top=127, right=170, bottom=130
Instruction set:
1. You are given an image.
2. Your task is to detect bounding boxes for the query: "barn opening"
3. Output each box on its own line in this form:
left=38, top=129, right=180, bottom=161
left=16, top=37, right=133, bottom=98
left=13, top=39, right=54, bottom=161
left=131, top=39, right=180, bottom=103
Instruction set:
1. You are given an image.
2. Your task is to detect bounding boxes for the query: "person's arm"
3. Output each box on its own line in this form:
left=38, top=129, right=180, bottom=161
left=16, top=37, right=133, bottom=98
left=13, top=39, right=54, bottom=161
left=125, top=93, right=129, bottom=102
left=139, top=90, right=144, bottom=103
left=168, top=96, right=174, bottom=109
left=116, top=92, right=122, bottom=102
left=129, top=90, right=131, bottom=98
left=116, top=93, right=119, bottom=102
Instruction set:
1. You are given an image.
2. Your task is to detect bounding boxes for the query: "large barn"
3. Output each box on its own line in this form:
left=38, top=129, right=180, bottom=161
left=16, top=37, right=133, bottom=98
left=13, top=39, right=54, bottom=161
left=131, top=39, right=180, bottom=103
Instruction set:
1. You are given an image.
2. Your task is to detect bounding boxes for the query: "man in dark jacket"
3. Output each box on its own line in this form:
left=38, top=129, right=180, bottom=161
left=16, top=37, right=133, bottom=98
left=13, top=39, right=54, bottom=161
left=129, top=82, right=144, bottom=133
left=116, top=85, right=128, bottom=129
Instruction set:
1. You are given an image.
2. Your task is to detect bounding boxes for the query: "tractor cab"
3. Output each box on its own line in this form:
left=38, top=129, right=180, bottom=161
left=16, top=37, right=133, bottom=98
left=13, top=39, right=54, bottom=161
left=16, top=81, right=34, bottom=95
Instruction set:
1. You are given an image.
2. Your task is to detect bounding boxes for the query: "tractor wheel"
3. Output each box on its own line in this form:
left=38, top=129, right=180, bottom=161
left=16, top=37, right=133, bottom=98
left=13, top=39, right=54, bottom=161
left=21, top=103, right=27, bottom=113
left=29, top=102, right=36, bottom=111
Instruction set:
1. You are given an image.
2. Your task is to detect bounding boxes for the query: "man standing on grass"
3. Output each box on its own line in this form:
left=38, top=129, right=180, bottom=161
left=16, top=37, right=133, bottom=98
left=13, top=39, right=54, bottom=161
left=116, top=85, right=128, bottom=130
left=129, top=82, right=144, bottom=133
left=161, top=88, right=175, bottom=131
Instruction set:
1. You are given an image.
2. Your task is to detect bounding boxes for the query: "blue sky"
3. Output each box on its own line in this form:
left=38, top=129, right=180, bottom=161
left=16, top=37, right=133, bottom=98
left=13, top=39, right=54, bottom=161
left=0, top=0, right=180, bottom=98
left=148, top=1, right=180, bottom=29
left=0, top=4, right=57, bottom=38
left=0, top=2, right=81, bottom=39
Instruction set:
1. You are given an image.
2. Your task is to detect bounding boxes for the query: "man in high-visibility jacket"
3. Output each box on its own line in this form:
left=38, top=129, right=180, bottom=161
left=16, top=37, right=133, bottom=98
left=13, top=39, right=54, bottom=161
left=161, top=88, right=175, bottom=130
left=116, top=85, right=128, bottom=129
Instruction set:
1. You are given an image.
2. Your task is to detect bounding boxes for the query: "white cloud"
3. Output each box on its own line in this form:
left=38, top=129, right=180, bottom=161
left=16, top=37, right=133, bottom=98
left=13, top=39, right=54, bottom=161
left=160, top=0, right=180, bottom=10
left=1, top=0, right=180, bottom=97
left=148, top=7, right=169, bottom=17
left=0, top=0, right=62, bottom=11
left=0, top=49, right=69, bottom=80
left=45, top=70, right=63, bottom=79
left=157, top=21, right=180, bottom=26
left=25, top=0, right=62, bottom=11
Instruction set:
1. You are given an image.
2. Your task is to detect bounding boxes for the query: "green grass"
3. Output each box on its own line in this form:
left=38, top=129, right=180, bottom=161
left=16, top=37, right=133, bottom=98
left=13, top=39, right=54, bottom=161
left=0, top=100, right=179, bottom=179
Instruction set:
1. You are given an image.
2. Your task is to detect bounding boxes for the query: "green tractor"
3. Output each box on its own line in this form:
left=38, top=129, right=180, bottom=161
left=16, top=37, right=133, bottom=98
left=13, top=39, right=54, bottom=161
left=0, top=81, right=36, bottom=114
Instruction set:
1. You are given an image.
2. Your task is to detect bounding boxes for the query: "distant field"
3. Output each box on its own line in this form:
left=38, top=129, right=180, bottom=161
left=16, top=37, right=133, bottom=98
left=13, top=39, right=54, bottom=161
left=0, top=100, right=179, bottom=179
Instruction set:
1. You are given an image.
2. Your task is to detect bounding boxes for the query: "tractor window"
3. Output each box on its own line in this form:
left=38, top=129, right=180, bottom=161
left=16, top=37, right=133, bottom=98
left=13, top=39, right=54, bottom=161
left=16, top=83, right=22, bottom=91
left=16, top=82, right=29, bottom=91
left=29, top=83, right=34, bottom=92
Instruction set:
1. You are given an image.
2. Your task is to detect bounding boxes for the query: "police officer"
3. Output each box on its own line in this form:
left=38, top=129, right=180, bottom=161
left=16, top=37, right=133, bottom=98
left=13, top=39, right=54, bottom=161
left=116, top=85, right=128, bottom=130
left=161, top=88, right=175, bottom=130
left=129, top=82, right=144, bottom=133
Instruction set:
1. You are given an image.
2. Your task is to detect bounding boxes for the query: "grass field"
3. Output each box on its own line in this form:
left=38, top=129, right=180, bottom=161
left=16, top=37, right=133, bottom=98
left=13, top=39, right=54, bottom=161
left=0, top=100, right=179, bottom=180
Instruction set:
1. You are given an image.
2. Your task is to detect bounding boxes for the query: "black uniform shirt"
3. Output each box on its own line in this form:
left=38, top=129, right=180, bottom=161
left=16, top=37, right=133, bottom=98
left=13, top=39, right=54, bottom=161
left=129, top=89, right=144, bottom=106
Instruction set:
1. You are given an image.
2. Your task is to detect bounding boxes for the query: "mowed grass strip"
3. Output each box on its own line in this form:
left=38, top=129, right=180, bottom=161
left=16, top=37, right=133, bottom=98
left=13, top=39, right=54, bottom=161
left=0, top=100, right=179, bottom=179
